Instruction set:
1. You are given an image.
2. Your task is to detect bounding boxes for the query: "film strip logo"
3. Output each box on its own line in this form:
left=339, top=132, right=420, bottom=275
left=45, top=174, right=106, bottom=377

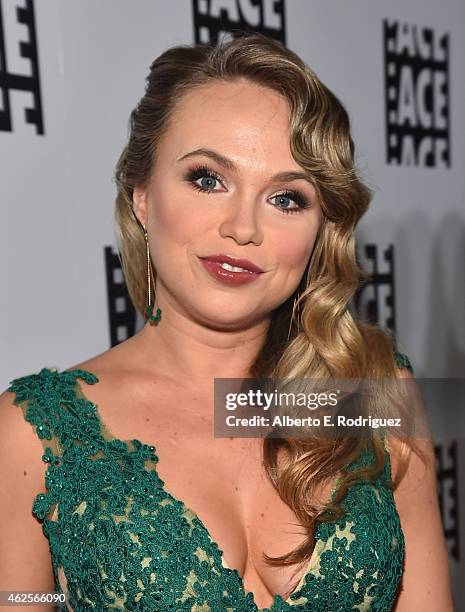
left=104, top=246, right=137, bottom=347
left=192, top=0, right=286, bottom=45
left=354, top=243, right=396, bottom=332
left=435, top=441, right=460, bottom=561
left=0, top=0, right=43, bottom=133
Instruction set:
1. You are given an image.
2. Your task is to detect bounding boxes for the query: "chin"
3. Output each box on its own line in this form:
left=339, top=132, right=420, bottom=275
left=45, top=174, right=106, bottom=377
left=191, top=305, right=261, bottom=329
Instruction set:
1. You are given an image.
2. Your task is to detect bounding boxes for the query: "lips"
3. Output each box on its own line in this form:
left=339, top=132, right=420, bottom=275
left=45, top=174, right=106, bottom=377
left=198, top=254, right=264, bottom=286
left=199, top=254, right=264, bottom=273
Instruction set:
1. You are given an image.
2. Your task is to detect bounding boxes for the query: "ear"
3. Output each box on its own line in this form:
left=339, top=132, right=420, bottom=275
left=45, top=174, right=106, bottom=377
left=132, top=185, right=148, bottom=228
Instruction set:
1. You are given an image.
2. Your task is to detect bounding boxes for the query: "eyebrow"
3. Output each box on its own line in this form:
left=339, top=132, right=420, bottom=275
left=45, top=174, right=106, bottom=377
left=176, top=147, right=316, bottom=188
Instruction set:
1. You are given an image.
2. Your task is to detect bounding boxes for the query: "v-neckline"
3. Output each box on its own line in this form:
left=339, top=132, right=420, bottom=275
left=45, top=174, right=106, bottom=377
left=64, top=366, right=329, bottom=611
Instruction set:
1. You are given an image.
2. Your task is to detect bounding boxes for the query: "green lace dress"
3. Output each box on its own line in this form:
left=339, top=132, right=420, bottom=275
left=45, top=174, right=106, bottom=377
left=6, top=352, right=413, bottom=612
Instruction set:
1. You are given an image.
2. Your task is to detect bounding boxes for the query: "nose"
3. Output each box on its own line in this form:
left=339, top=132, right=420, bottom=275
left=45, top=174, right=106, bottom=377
left=218, top=196, right=264, bottom=246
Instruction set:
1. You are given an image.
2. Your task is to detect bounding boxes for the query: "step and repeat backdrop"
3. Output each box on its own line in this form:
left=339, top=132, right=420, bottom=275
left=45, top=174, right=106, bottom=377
left=1, top=0, right=464, bottom=605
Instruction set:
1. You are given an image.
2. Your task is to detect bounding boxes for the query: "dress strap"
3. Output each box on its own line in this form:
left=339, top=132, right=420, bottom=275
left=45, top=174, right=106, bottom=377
left=7, top=367, right=100, bottom=454
left=393, top=350, right=414, bottom=374
left=7, top=367, right=102, bottom=523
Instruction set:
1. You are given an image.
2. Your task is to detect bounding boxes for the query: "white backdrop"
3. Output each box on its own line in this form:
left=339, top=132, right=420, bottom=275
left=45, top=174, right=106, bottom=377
left=1, top=0, right=464, bottom=606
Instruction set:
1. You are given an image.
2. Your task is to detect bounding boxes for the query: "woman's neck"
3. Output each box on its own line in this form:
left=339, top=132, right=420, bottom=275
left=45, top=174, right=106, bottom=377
left=126, top=309, right=270, bottom=385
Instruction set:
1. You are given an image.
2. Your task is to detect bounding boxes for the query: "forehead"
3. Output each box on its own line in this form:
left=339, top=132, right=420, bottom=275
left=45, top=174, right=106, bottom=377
left=174, top=78, right=287, bottom=113
left=158, top=79, right=293, bottom=163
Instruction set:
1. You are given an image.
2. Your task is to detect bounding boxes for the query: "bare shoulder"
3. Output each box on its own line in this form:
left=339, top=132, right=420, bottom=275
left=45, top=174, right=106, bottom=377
left=67, top=343, right=125, bottom=376
left=0, top=344, right=139, bottom=604
left=0, top=346, right=134, bottom=604
left=387, top=365, right=436, bottom=511
left=386, top=366, right=454, bottom=610
left=67, top=334, right=144, bottom=380
left=387, top=366, right=434, bottom=482
left=0, top=390, right=56, bottom=605
left=63, top=338, right=170, bottom=441
left=66, top=331, right=177, bottom=399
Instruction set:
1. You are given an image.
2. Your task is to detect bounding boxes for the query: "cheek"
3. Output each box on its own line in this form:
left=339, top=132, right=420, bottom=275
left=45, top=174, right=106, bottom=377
left=148, top=193, right=215, bottom=274
left=150, top=195, right=207, bottom=250
left=272, top=224, right=317, bottom=270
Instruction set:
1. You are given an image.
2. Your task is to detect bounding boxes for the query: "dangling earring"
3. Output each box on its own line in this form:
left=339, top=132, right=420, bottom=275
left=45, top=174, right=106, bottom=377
left=144, top=227, right=162, bottom=326
left=286, top=294, right=301, bottom=341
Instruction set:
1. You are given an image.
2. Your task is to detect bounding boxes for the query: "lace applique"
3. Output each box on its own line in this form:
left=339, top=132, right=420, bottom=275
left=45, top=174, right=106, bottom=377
left=394, top=350, right=414, bottom=374
left=7, top=367, right=405, bottom=611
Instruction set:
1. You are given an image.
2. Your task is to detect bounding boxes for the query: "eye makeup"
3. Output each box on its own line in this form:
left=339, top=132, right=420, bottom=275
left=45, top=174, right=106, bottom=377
left=183, top=163, right=312, bottom=215
left=184, top=164, right=224, bottom=195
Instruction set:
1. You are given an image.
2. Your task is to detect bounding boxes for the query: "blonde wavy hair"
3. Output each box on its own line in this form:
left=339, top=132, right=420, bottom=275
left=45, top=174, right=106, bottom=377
left=114, top=32, right=423, bottom=593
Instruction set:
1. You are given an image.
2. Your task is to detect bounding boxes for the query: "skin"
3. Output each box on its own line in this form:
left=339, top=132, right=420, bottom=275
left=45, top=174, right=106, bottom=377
left=131, top=78, right=454, bottom=609
left=131, top=78, right=322, bottom=389
left=0, top=78, right=453, bottom=610
left=390, top=369, right=455, bottom=611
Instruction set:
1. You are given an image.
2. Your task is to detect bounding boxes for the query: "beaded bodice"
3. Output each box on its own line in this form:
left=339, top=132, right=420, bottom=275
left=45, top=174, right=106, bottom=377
left=6, top=352, right=412, bottom=611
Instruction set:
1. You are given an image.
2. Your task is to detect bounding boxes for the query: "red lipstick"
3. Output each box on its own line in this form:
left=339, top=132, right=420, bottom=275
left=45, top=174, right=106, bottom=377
left=198, top=254, right=264, bottom=286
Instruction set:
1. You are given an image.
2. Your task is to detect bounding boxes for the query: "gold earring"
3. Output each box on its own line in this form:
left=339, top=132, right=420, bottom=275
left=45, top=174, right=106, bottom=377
left=144, top=228, right=162, bottom=325
left=286, top=294, right=301, bottom=341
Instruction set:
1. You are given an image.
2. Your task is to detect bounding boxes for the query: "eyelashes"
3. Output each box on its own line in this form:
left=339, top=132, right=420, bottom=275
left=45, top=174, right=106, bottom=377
left=185, top=164, right=223, bottom=194
left=183, top=163, right=311, bottom=215
left=273, top=190, right=311, bottom=214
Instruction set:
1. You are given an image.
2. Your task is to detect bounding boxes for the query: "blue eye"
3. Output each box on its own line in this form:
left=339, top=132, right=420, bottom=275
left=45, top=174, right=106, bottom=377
left=184, top=163, right=312, bottom=214
left=185, top=164, right=223, bottom=194
left=199, top=176, right=217, bottom=190
left=272, top=191, right=311, bottom=215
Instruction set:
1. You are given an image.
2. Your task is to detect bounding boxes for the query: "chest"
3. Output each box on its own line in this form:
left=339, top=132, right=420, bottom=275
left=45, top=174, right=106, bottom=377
left=44, top=374, right=404, bottom=612
left=106, top=397, right=328, bottom=602
left=77, top=382, right=333, bottom=608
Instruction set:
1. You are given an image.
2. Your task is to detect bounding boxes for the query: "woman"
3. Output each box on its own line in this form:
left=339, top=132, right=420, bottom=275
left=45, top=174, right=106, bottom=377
left=0, top=33, right=453, bottom=611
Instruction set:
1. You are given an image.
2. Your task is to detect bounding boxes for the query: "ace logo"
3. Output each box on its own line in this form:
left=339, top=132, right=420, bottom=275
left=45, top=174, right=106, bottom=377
left=0, top=0, right=44, bottom=134
left=384, top=19, right=450, bottom=168
left=353, top=244, right=396, bottom=332
left=192, top=0, right=286, bottom=45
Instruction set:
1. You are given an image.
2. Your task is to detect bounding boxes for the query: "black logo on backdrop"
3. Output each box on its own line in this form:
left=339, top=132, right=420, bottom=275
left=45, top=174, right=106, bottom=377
left=354, top=243, right=396, bottom=332
left=384, top=20, right=450, bottom=167
left=0, top=0, right=43, bottom=133
left=192, top=0, right=286, bottom=45
left=105, top=246, right=136, bottom=347
left=435, top=440, right=460, bottom=561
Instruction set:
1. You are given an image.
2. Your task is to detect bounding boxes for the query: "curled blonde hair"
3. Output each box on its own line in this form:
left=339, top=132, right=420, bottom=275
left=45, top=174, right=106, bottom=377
left=114, top=32, right=423, bottom=594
